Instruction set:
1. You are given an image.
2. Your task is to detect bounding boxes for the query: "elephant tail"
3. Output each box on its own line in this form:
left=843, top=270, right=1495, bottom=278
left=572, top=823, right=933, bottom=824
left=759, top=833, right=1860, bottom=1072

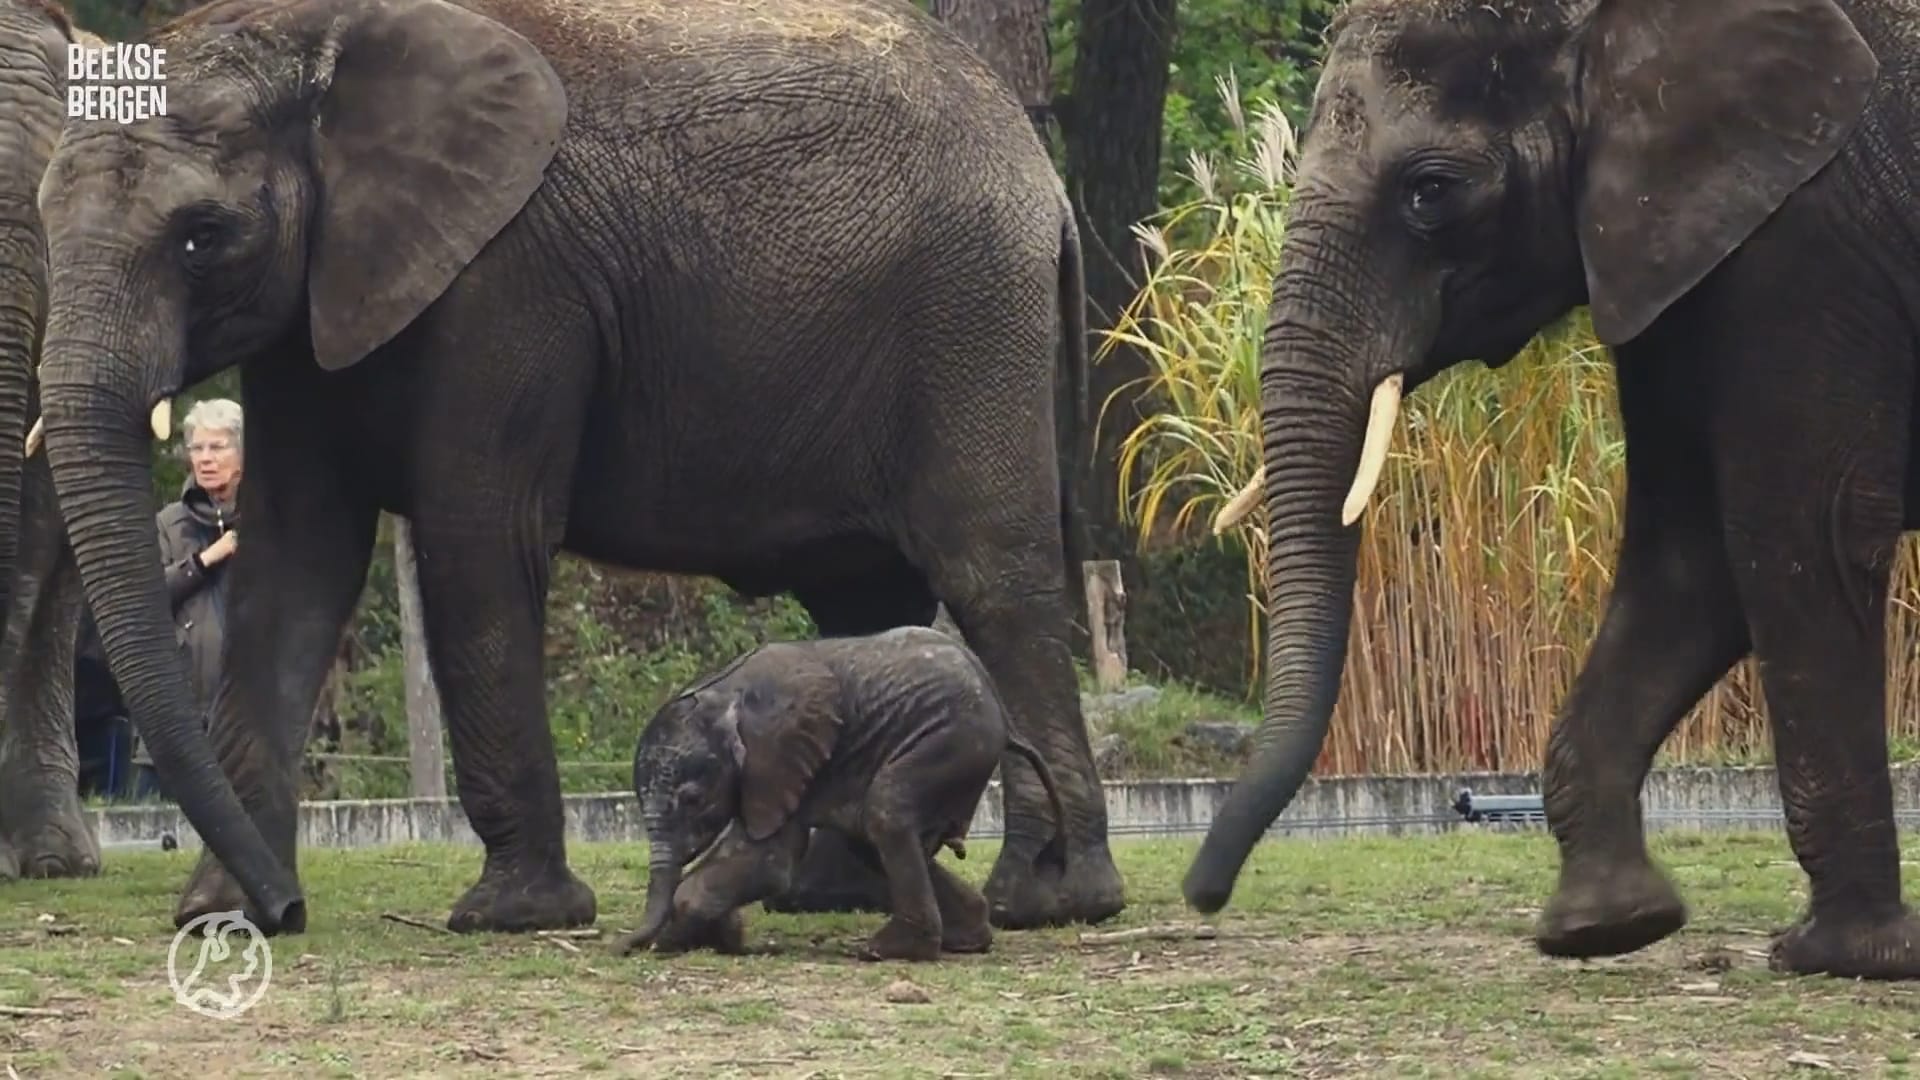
left=1056, top=196, right=1093, bottom=614
left=1007, top=729, right=1071, bottom=870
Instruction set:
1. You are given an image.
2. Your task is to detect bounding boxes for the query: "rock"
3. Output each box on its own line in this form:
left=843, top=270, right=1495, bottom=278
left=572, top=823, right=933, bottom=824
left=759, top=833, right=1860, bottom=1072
left=884, top=979, right=930, bottom=1004
left=1091, top=733, right=1128, bottom=774
left=1178, top=720, right=1252, bottom=759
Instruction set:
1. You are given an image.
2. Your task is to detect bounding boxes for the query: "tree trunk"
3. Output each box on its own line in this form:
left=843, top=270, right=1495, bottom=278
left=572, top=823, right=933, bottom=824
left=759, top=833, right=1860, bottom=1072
left=928, top=0, right=1052, bottom=118
left=392, top=517, right=446, bottom=800
left=1059, top=0, right=1179, bottom=559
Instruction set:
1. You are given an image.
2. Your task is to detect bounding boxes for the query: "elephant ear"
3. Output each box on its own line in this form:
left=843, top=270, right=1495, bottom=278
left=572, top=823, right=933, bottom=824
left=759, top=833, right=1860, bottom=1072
left=722, top=673, right=843, bottom=842
left=303, top=0, right=566, bottom=371
left=1572, top=0, right=1877, bottom=346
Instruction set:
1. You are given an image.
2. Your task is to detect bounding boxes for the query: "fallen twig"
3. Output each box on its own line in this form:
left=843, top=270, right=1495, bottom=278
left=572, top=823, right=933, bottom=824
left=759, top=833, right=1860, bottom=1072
left=1076, top=924, right=1217, bottom=946
left=544, top=935, right=582, bottom=954
left=0, top=1005, right=66, bottom=1019
left=535, top=928, right=601, bottom=939
left=381, top=912, right=453, bottom=935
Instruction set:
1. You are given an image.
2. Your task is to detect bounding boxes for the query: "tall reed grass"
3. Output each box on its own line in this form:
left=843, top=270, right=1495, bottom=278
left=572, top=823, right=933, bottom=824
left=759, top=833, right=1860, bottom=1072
left=1107, top=74, right=1920, bottom=775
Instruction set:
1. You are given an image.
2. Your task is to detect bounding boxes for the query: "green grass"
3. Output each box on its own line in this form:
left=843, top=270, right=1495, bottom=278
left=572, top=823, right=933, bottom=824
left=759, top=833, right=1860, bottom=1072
left=3, top=831, right=1917, bottom=1077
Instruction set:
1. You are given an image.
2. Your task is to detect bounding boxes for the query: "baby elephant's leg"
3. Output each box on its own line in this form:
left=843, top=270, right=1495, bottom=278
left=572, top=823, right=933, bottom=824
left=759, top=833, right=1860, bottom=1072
left=859, top=791, right=946, bottom=963
left=930, top=861, right=992, bottom=954
left=655, top=824, right=808, bottom=955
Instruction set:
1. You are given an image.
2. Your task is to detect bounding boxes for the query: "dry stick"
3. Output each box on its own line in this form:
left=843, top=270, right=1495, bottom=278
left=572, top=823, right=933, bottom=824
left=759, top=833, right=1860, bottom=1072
left=381, top=912, right=453, bottom=935
left=0, top=1005, right=65, bottom=1019
left=1077, top=924, right=1217, bottom=945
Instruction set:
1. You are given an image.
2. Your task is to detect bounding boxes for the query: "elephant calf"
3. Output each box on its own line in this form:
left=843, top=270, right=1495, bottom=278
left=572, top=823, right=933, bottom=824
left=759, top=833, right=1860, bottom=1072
left=615, top=626, right=1066, bottom=963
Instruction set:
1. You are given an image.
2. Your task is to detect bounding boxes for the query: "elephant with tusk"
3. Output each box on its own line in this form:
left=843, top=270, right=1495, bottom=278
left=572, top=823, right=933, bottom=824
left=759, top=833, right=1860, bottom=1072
left=1190, top=0, right=1920, bottom=982
left=0, top=0, right=163, bottom=884
left=32, top=0, right=1125, bottom=937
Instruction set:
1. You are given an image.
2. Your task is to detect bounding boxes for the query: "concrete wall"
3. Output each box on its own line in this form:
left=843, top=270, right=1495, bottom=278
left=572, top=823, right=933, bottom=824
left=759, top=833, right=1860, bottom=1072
left=91, top=763, right=1920, bottom=852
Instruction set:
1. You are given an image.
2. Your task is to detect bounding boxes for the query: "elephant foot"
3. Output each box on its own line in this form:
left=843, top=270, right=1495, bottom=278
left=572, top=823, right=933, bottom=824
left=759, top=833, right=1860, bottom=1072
left=1769, top=904, right=1920, bottom=980
left=983, top=836, right=1126, bottom=930
left=174, top=850, right=306, bottom=936
left=447, top=857, right=597, bottom=933
left=930, top=862, right=991, bottom=953
left=1535, top=854, right=1687, bottom=959
left=940, top=916, right=993, bottom=954
left=860, top=916, right=941, bottom=963
left=647, top=908, right=748, bottom=956
left=0, top=838, right=17, bottom=883
left=762, top=830, right=892, bottom=914
left=12, top=814, right=103, bottom=880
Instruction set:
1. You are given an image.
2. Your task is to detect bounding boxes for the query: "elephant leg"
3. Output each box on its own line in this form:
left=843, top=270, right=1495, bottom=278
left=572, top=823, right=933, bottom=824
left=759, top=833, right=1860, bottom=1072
left=926, top=536, right=1123, bottom=929
left=1534, top=345, right=1751, bottom=959
left=0, top=454, right=97, bottom=879
left=929, top=859, right=992, bottom=953
left=1713, top=393, right=1917, bottom=978
left=858, top=797, right=943, bottom=963
left=171, top=383, right=380, bottom=932
left=763, top=571, right=936, bottom=916
left=416, top=505, right=595, bottom=933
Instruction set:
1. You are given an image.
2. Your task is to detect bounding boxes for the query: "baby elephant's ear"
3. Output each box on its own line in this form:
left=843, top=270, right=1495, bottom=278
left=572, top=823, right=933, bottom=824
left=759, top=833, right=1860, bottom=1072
left=730, top=679, right=842, bottom=842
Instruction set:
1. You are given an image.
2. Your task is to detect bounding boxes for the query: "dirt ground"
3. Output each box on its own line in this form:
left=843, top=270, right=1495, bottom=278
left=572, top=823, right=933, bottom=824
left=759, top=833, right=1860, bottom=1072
left=2, top=832, right=1916, bottom=1077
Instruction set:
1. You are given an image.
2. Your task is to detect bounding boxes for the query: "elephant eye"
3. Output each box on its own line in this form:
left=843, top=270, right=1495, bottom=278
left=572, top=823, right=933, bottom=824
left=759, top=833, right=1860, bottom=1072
left=183, top=225, right=222, bottom=255
left=1408, top=174, right=1455, bottom=211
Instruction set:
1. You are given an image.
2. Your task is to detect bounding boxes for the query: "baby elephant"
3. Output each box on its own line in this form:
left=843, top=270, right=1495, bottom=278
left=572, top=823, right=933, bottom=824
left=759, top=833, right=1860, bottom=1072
left=614, top=625, right=1067, bottom=962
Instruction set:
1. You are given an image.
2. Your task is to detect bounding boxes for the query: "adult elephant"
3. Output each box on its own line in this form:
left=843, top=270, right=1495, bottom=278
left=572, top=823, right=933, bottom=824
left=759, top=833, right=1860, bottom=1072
left=33, top=0, right=1126, bottom=935
left=1196, top=0, right=1920, bottom=980
left=0, top=0, right=114, bottom=882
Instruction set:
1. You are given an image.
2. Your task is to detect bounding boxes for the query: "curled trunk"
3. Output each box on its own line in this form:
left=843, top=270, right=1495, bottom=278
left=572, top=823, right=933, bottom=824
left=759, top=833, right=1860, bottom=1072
left=1184, top=218, right=1398, bottom=913
left=37, top=313, right=302, bottom=930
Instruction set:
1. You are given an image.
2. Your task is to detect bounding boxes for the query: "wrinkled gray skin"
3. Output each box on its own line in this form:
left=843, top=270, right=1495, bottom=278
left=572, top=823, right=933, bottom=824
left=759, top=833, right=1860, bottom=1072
left=1189, top=0, right=1920, bottom=980
left=0, top=0, right=104, bottom=883
left=615, top=627, right=1068, bottom=963
left=33, top=0, right=1124, bottom=936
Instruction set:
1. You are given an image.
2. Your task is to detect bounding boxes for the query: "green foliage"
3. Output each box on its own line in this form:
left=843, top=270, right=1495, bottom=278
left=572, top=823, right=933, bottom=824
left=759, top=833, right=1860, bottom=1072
left=328, top=560, right=820, bottom=798
left=1048, top=0, right=1332, bottom=205
left=1154, top=0, right=1333, bottom=204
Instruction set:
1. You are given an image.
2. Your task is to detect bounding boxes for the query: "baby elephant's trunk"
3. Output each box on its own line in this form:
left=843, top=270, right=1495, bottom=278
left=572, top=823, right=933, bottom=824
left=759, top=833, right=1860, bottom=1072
left=1007, top=733, right=1071, bottom=869
left=616, top=832, right=682, bottom=955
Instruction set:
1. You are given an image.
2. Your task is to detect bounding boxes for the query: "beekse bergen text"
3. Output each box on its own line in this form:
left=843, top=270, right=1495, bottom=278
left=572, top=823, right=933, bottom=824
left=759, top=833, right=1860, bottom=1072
left=67, top=44, right=167, bottom=123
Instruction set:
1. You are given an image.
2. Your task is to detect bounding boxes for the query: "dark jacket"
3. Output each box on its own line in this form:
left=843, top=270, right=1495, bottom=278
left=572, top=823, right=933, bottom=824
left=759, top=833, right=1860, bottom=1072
left=135, top=478, right=238, bottom=764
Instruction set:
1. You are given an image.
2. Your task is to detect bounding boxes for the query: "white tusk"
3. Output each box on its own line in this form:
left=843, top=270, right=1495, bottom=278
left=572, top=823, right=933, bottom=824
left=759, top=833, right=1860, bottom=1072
left=22, top=416, right=42, bottom=457
left=1211, top=465, right=1265, bottom=535
left=1339, top=373, right=1404, bottom=527
left=150, top=399, right=171, bottom=441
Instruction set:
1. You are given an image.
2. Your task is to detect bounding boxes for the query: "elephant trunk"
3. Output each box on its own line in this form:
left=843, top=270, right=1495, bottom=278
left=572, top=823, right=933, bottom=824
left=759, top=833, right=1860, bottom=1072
left=621, top=819, right=683, bottom=953
left=0, top=201, right=40, bottom=619
left=0, top=14, right=66, bottom=622
left=37, top=302, right=302, bottom=930
left=1184, top=215, right=1404, bottom=913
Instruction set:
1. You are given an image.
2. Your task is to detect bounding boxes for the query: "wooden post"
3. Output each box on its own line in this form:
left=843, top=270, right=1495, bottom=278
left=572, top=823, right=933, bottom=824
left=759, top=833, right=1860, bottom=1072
left=393, top=516, right=447, bottom=800
left=1082, top=559, right=1127, bottom=691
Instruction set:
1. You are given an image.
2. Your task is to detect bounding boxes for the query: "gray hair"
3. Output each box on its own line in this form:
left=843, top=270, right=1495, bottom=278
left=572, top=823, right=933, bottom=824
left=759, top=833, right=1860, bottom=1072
left=181, top=398, right=243, bottom=444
